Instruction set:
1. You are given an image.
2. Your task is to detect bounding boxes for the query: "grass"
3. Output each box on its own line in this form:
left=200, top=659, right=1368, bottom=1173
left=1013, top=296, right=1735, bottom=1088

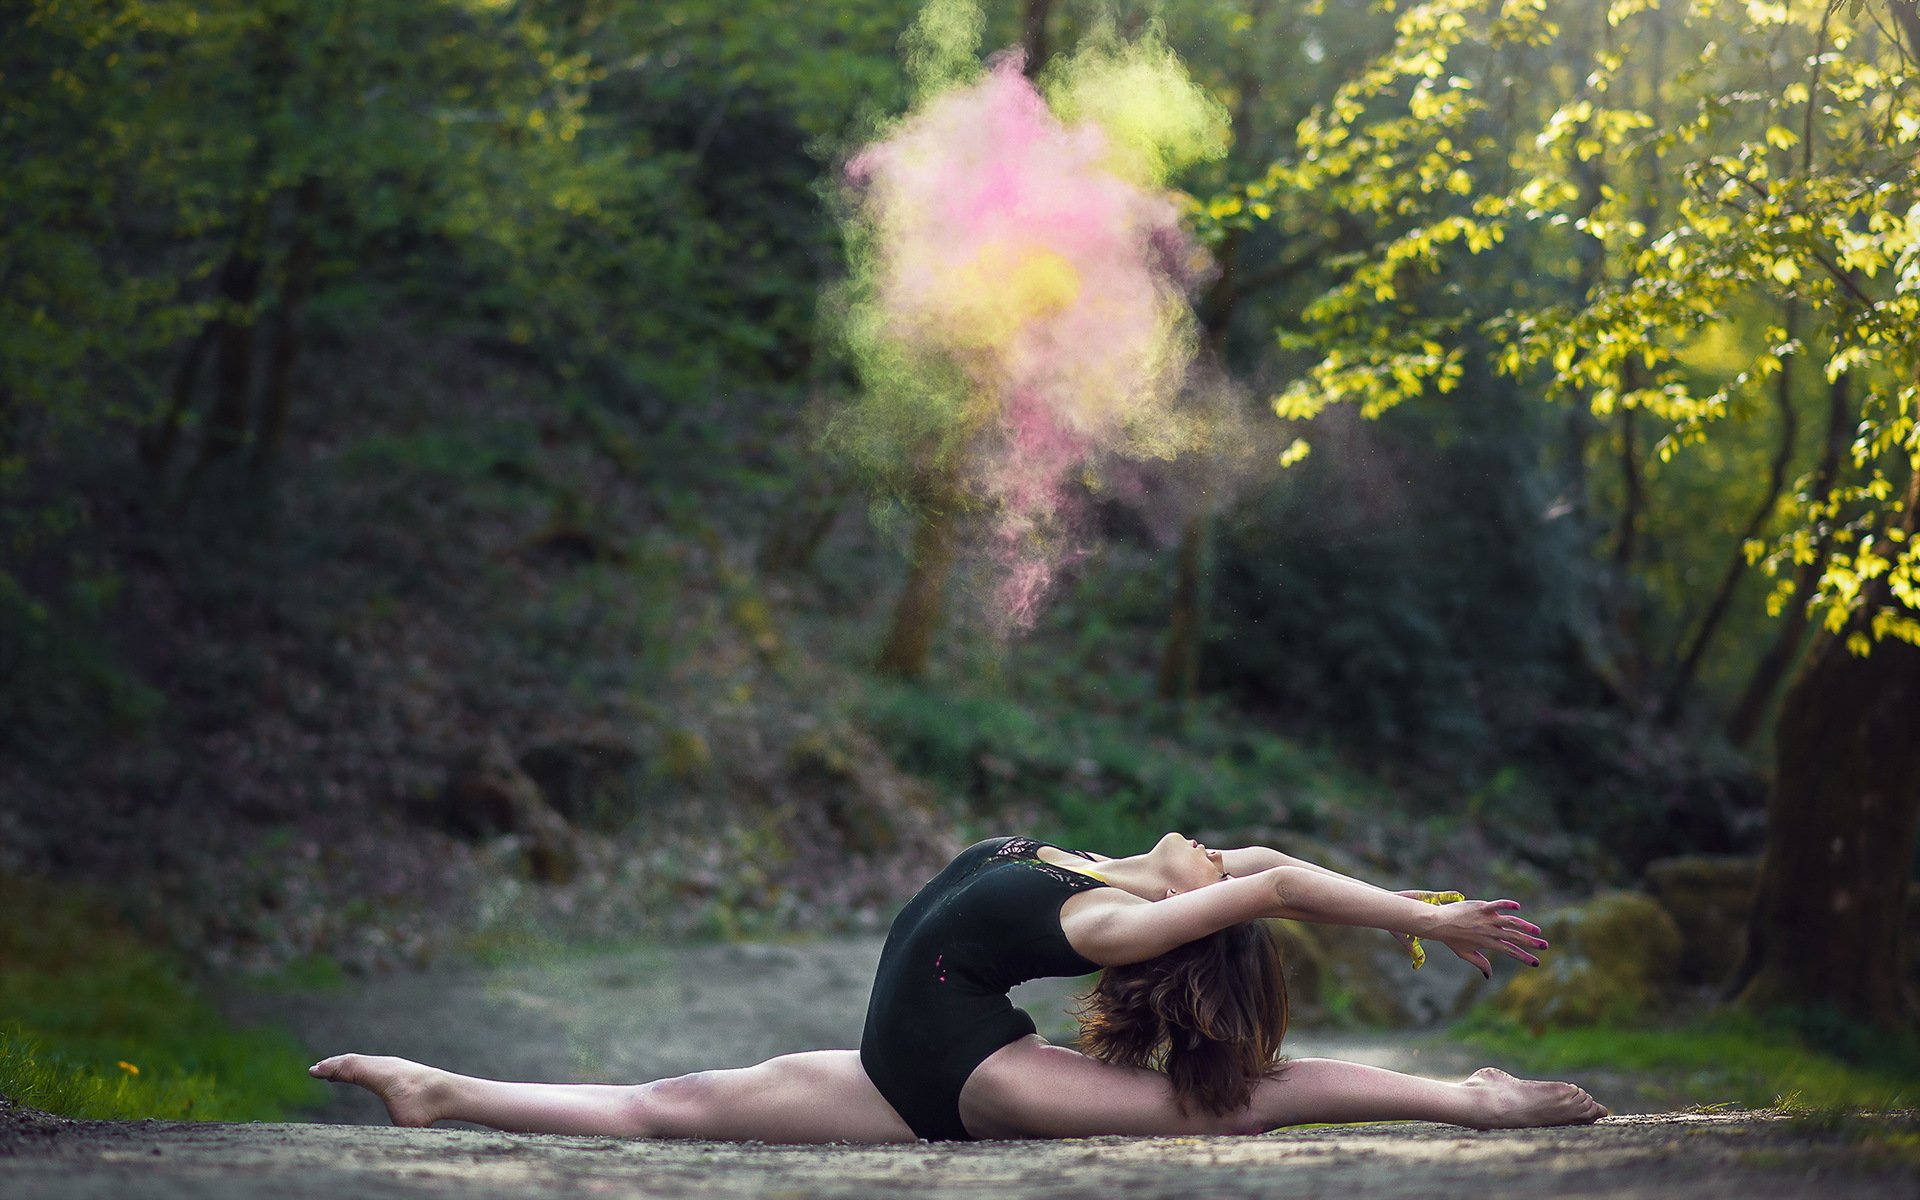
left=1454, top=1008, right=1920, bottom=1112
left=0, top=875, right=326, bottom=1121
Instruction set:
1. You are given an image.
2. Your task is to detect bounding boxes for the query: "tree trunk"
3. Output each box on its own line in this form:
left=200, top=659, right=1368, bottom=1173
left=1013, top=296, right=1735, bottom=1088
left=875, top=496, right=960, bottom=681
left=1156, top=513, right=1207, bottom=704
left=1725, top=371, right=1854, bottom=748
left=1731, top=630, right=1920, bottom=1028
left=758, top=470, right=845, bottom=575
left=191, top=244, right=264, bottom=473
left=1021, top=0, right=1052, bottom=78
left=1612, top=401, right=1653, bottom=692
left=1660, top=302, right=1801, bottom=719
left=140, top=323, right=217, bottom=475
left=252, top=176, right=324, bottom=471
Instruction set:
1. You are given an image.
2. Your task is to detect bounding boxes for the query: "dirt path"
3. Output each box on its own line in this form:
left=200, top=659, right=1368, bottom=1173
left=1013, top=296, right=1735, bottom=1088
left=4, top=936, right=1916, bottom=1198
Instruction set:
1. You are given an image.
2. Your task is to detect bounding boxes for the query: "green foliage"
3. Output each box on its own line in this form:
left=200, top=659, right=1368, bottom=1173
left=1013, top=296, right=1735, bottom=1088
left=1456, top=1007, right=1920, bottom=1111
left=0, top=876, right=323, bottom=1120
left=859, top=677, right=1381, bottom=850
left=0, top=565, right=166, bottom=762
left=1206, top=366, right=1577, bottom=769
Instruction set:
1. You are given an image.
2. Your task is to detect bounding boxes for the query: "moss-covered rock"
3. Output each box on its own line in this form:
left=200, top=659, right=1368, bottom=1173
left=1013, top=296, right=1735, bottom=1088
left=1492, top=890, right=1682, bottom=1029
left=1642, top=855, right=1760, bottom=988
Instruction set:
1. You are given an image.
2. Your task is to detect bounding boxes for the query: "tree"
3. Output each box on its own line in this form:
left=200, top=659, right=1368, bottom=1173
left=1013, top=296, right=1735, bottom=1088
left=1265, top=0, right=1920, bottom=1024
left=3, top=0, right=666, bottom=499
left=849, top=0, right=1233, bottom=680
left=0, top=0, right=727, bottom=751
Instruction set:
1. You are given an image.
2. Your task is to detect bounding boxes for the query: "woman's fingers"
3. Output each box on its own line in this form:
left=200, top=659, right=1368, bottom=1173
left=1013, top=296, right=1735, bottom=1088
left=1496, top=939, right=1542, bottom=967
left=1450, top=945, right=1494, bottom=979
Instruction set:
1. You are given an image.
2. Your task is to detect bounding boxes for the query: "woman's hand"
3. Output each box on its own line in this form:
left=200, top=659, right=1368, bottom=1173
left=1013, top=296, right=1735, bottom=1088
left=1424, top=898, right=1547, bottom=980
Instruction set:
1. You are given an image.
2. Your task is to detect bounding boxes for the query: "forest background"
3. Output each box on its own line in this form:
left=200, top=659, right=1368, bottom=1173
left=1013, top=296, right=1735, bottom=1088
left=3, top=0, right=1918, bottom=1122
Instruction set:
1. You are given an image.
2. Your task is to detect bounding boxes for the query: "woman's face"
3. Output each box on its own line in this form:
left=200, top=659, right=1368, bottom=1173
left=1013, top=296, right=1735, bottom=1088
left=1150, top=831, right=1231, bottom=896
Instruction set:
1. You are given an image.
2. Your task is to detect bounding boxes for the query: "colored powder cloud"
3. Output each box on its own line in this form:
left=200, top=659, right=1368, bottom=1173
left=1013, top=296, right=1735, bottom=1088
left=833, top=2, right=1228, bottom=629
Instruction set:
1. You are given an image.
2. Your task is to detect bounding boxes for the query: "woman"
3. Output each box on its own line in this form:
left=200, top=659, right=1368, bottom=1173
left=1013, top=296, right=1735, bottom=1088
left=311, top=833, right=1606, bottom=1140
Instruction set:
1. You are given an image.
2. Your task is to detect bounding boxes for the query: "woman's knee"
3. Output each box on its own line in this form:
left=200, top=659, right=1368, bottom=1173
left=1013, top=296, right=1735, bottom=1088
left=631, top=1071, right=719, bottom=1138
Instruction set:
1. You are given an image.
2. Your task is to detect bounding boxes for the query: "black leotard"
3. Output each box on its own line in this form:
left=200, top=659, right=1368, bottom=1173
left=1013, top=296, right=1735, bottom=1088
left=860, top=836, right=1109, bottom=1141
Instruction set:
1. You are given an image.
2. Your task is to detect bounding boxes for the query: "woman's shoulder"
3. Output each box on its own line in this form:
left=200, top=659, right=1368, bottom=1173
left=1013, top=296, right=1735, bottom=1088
left=957, top=835, right=1104, bottom=859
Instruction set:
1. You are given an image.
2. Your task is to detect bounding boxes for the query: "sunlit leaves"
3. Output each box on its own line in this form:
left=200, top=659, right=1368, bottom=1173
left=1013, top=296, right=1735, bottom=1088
left=1268, top=0, right=1920, bottom=651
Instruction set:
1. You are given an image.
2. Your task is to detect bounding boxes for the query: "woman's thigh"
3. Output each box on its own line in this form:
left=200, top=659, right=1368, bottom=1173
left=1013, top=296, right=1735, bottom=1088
left=649, top=1050, right=918, bottom=1144
left=957, top=1036, right=1256, bottom=1139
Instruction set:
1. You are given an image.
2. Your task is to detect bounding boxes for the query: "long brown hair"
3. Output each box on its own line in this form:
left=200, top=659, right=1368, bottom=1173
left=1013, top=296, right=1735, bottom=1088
left=1074, top=920, right=1289, bottom=1116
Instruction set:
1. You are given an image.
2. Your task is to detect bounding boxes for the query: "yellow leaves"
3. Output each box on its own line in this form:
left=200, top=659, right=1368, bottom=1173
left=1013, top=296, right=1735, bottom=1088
left=1278, top=438, right=1312, bottom=468
left=1763, top=125, right=1800, bottom=151
left=1766, top=257, right=1801, bottom=285
left=1517, top=174, right=1582, bottom=216
left=1271, top=341, right=1464, bottom=424
left=1745, top=0, right=1791, bottom=25
left=1272, top=384, right=1325, bottom=422
left=1605, top=0, right=1653, bottom=27
left=1835, top=229, right=1888, bottom=277
left=1874, top=609, right=1920, bottom=650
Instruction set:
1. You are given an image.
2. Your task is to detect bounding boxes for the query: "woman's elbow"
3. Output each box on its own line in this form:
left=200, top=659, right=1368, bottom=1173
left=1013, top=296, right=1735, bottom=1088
left=1265, top=866, right=1303, bottom=915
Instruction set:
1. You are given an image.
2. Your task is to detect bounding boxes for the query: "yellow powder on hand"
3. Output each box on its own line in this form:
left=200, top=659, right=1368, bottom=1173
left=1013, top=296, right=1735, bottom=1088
left=1403, top=891, right=1466, bottom=970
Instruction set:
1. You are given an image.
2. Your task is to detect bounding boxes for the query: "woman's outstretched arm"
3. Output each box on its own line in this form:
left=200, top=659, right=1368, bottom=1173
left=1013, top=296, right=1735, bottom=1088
left=1218, top=843, right=1478, bottom=968
left=1218, top=843, right=1390, bottom=889
left=1063, top=866, right=1546, bottom=974
left=1265, top=868, right=1543, bottom=977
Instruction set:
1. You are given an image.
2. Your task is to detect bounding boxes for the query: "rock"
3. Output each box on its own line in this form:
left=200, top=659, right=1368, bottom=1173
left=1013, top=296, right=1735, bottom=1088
left=435, top=738, right=579, bottom=885
left=1492, top=890, right=1682, bottom=1029
left=518, top=726, right=643, bottom=830
left=1642, top=855, right=1760, bottom=988
left=438, top=739, right=549, bottom=840
left=659, top=727, right=713, bottom=781
left=780, top=727, right=934, bottom=858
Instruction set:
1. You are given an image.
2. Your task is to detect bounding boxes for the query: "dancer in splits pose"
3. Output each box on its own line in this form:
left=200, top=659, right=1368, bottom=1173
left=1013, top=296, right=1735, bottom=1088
left=312, top=834, right=1607, bottom=1141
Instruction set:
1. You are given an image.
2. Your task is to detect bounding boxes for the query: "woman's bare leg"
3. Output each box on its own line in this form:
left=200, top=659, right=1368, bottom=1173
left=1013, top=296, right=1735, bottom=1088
left=958, top=1037, right=1606, bottom=1139
left=309, top=1051, right=917, bottom=1143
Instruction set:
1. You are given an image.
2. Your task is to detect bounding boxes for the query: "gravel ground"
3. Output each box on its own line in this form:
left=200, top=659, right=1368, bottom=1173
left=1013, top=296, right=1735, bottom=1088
left=5, top=1107, right=1917, bottom=1200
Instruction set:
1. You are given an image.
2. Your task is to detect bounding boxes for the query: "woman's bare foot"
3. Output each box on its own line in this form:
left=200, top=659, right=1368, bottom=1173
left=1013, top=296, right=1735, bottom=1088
left=310, top=1054, right=456, bottom=1128
left=1460, top=1066, right=1608, bottom=1129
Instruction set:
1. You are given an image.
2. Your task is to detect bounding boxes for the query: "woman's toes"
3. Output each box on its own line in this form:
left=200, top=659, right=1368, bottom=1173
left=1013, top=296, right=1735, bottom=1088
left=309, top=1053, right=357, bottom=1080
